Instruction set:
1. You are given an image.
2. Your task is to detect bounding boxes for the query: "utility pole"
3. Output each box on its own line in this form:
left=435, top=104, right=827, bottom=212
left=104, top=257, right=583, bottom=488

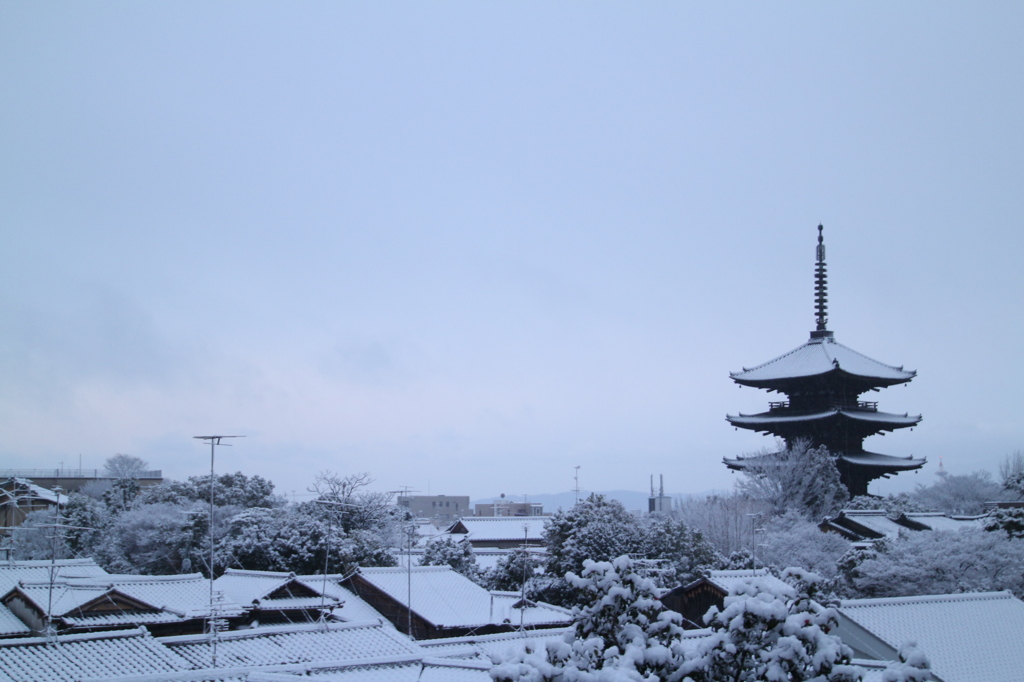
left=193, top=435, right=243, bottom=668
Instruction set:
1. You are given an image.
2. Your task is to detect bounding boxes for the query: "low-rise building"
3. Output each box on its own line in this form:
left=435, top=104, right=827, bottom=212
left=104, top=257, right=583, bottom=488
left=474, top=500, right=544, bottom=517
left=397, top=495, right=470, bottom=525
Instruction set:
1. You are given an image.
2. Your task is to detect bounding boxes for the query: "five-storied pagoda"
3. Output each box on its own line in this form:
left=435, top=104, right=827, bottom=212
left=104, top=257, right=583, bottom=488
left=724, top=225, right=924, bottom=497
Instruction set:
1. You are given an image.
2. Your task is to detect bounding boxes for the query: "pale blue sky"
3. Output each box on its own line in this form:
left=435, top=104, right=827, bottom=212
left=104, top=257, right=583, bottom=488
left=1, top=3, right=1022, bottom=499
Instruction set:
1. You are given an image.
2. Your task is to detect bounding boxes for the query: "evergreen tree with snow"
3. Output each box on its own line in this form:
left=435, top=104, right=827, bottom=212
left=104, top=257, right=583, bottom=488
left=420, top=536, right=481, bottom=582
left=491, top=554, right=686, bottom=682
left=679, top=568, right=862, bottom=682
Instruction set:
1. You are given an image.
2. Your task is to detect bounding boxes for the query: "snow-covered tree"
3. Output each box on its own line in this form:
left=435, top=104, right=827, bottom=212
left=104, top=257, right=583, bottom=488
left=152, top=471, right=281, bottom=509
left=845, top=529, right=1024, bottom=598
left=999, top=450, right=1024, bottom=498
left=216, top=500, right=397, bottom=576
left=62, top=492, right=108, bottom=556
left=485, top=547, right=544, bottom=592
left=675, top=493, right=772, bottom=556
left=491, top=555, right=686, bottom=682
left=102, top=477, right=140, bottom=514
left=9, top=509, right=64, bottom=560
left=909, top=471, right=1006, bottom=515
left=103, top=454, right=149, bottom=479
left=93, top=501, right=207, bottom=574
left=679, top=568, right=862, bottom=682
left=758, top=512, right=851, bottom=580
left=845, top=493, right=924, bottom=519
left=420, top=536, right=480, bottom=581
left=983, top=507, right=1024, bottom=539
left=540, top=494, right=720, bottom=606
left=544, top=495, right=642, bottom=578
left=641, top=516, right=720, bottom=587
left=735, top=440, right=848, bottom=519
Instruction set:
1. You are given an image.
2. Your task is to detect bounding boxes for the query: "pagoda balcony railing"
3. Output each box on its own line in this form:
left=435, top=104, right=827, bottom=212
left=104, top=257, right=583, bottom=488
left=767, top=401, right=879, bottom=412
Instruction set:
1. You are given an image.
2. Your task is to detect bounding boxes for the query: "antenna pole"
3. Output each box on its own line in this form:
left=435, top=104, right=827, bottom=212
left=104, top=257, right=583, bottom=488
left=193, top=435, right=243, bottom=668
left=573, top=466, right=581, bottom=505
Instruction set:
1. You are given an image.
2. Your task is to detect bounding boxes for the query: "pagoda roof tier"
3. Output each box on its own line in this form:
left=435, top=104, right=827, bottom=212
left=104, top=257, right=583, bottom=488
left=728, top=407, right=921, bottom=428
left=730, top=331, right=915, bottom=391
left=724, top=449, right=925, bottom=473
left=726, top=408, right=921, bottom=441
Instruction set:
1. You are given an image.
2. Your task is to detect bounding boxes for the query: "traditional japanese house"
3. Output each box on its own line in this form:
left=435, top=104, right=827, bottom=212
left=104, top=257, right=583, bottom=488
left=0, top=573, right=240, bottom=637
left=725, top=225, right=924, bottom=497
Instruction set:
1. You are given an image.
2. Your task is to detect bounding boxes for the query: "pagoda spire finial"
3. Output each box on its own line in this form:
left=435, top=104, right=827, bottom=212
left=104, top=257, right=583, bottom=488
left=814, top=224, right=828, bottom=331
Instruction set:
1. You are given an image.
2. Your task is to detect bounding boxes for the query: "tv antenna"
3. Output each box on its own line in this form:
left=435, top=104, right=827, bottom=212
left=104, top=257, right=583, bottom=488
left=312, top=498, right=359, bottom=623
left=389, top=486, right=420, bottom=638
left=573, top=466, right=581, bottom=505
left=193, top=435, right=243, bottom=668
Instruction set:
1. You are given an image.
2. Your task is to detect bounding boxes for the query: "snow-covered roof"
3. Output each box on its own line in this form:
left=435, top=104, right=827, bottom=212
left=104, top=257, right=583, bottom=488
left=837, top=452, right=927, bottom=470
left=0, top=558, right=109, bottom=597
left=446, top=517, right=549, bottom=542
left=727, top=409, right=921, bottom=428
left=833, top=511, right=909, bottom=540
left=488, top=592, right=571, bottom=626
left=705, top=569, right=792, bottom=596
left=728, top=451, right=926, bottom=474
left=840, top=591, right=1024, bottom=682
left=395, top=548, right=545, bottom=573
left=214, top=569, right=350, bottom=613
left=902, top=513, right=986, bottom=532
left=83, top=655, right=492, bottom=682
left=0, top=603, right=30, bottom=638
left=0, top=628, right=190, bottom=682
left=0, top=478, right=69, bottom=506
left=355, top=566, right=570, bottom=629
left=418, top=626, right=574, bottom=661
left=730, top=335, right=915, bottom=386
left=10, top=573, right=234, bottom=623
left=160, top=620, right=423, bottom=670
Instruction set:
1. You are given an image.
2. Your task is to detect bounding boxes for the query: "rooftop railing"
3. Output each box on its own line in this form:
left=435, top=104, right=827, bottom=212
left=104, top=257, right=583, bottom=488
left=0, top=469, right=163, bottom=480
